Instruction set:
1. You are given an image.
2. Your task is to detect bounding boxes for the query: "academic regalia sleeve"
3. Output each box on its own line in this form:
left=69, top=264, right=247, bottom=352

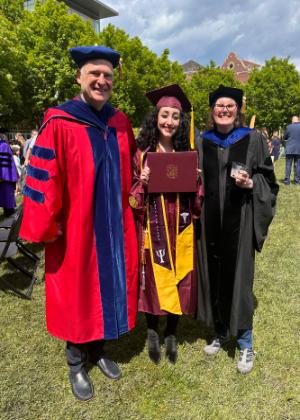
left=125, top=114, right=137, bottom=158
left=191, top=175, right=204, bottom=219
left=252, top=132, right=279, bottom=252
left=129, top=150, right=147, bottom=220
left=191, top=135, right=205, bottom=218
left=20, top=116, right=65, bottom=243
left=0, top=141, right=18, bottom=182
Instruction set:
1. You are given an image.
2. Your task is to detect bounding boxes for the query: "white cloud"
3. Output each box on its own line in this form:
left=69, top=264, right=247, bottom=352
left=232, top=34, right=245, bottom=45
left=292, top=58, right=300, bottom=71
left=102, top=0, right=300, bottom=69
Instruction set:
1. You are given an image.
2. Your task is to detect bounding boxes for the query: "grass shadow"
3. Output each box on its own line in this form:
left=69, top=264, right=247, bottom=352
left=103, top=313, right=148, bottom=364
left=104, top=313, right=214, bottom=365
left=222, top=341, right=237, bottom=359
left=0, top=270, right=33, bottom=297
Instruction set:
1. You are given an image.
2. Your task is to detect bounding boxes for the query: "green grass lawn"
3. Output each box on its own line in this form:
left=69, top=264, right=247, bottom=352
left=1, top=159, right=299, bottom=420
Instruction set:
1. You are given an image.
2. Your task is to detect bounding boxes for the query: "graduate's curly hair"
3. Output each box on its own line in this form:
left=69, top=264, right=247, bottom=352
left=137, top=109, right=190, bottom=151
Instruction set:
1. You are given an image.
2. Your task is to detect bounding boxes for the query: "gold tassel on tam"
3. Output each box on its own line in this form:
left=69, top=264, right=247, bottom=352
left=241, top=95, right=247, bottom=125
left=118, top=57, right=123, bottom=79
left=241, top=95, right=247, bottom=114
left=241, top=95, right=256, bottom=128
left=249, top=115, right=256, bottom=128
left=190, top=106, right=195, bottom=150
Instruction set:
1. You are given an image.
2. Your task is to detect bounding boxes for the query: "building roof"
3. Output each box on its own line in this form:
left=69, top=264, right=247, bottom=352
left=182, top=60, right=202, bottom=73
left=221, top=52, right=260, bottom=83
left=243, top=59, right=260, bottom=70
left=182, top=60, right=202, bottom=80
left=64, top=0, right=118, bottom=19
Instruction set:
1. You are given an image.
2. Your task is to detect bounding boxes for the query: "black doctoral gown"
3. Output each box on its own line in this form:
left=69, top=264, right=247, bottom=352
left=196, top=128, right=279, bottom=335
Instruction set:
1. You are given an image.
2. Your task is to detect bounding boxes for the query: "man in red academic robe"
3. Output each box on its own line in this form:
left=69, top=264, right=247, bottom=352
left=20, top=46, right=138, bottom=401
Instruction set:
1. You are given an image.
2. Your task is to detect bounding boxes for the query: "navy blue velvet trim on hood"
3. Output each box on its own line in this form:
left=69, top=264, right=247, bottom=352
left=203, top=127, right=253, bottom=149
left=55, top=97, right=116, bottom=129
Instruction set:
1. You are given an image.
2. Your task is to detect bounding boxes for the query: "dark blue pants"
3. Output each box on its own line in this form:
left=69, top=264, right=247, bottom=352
left=66, top=340, right=104, bottom=373
left=216, top=324, right=253, bottom=349
left=285, top=154, right=300, bottom=183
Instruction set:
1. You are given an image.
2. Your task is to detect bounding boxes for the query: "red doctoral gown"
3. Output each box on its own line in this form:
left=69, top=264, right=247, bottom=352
left=20, top=99, right=138, bottom=343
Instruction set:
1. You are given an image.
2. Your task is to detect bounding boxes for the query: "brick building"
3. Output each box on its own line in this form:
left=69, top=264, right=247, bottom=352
left=221, top=52, right=260, bottom=84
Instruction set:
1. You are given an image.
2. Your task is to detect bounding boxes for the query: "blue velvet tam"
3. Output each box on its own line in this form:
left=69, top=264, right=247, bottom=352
left=69, top=46, right=120, bottom=68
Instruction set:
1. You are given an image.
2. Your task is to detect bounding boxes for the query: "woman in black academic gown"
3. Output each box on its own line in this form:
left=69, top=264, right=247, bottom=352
left=196, top=85, right=279, bottom=374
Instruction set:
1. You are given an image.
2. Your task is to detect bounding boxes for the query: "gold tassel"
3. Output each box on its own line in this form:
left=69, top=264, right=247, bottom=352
left=241, top=95, right=247, bottom=115
left=241, top=95, right=247, bottom=125
left=190, top=106, right=195, bottom=150
left=118, top=57, right=123, bottom=80
left=249, top=115, right=256, bottom=128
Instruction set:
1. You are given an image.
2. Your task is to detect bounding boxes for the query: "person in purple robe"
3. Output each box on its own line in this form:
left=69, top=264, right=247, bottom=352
left=0, top=133, right=18, bottom=216
left=129, top=84, right=203, bottom=364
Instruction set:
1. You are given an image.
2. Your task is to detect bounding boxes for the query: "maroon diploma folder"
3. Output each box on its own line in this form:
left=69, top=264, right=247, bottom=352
left=147, top=151, right=198, bottom=193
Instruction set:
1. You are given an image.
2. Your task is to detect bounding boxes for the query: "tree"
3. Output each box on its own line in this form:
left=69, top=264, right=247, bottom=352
left=16, top=0, right=99, bottom=125
left=99, top=24, right=187, bottom=126
left=0, top=1, right=187, bottom=128
left=188, top=65, right=241, bottom=130
left=0, top=0, right=24, bottom=23
left=1, top=1, right=188, bottom=128
left=0, top=15, right=26, bottom=126
left=245, top=57, right=300, bottom=134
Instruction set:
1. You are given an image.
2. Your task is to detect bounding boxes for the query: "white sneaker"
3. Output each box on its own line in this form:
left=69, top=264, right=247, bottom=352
left=203, top=338, right=221, bottom=356
left=237, top=348, right=254, bottom=374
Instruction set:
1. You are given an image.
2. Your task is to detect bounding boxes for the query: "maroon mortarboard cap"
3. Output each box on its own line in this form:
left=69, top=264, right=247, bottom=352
left=209, top=85, right=244, bottom=108
left=145, top=84, right=192, bottom=113
left=69, top=45, right=120, bottom=68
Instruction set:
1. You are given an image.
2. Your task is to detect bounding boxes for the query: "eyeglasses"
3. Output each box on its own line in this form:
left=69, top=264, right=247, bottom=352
left=86, top=70, right=113, bottom=81
left=214, top=103, right=237, bottom=111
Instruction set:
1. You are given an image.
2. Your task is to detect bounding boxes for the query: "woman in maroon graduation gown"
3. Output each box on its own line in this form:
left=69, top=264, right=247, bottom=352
left=129, top=84, right=203, bottom=364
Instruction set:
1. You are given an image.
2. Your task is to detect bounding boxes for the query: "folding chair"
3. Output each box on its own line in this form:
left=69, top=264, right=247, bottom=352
left=0, top=205, right=40, bottom=299
left=0, top=208, right=40, bottom=261
left=0, top=213, right=17, bottom=229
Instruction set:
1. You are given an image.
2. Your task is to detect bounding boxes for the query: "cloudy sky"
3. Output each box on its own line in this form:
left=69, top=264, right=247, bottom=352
left=102, top=0, right=300, bottom=69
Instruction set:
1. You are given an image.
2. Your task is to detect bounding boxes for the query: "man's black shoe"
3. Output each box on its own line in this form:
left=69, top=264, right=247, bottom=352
left=69, top=369, right=94, bottom=401
left=96, top=357, right=121, bottom=380
left=165, top=335, right=177, bottom=364
left=147, top=329, right=161, bottom=364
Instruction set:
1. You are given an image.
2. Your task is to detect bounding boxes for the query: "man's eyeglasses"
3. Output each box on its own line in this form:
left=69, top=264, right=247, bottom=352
left=214, top=103, right=237, bottom=111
